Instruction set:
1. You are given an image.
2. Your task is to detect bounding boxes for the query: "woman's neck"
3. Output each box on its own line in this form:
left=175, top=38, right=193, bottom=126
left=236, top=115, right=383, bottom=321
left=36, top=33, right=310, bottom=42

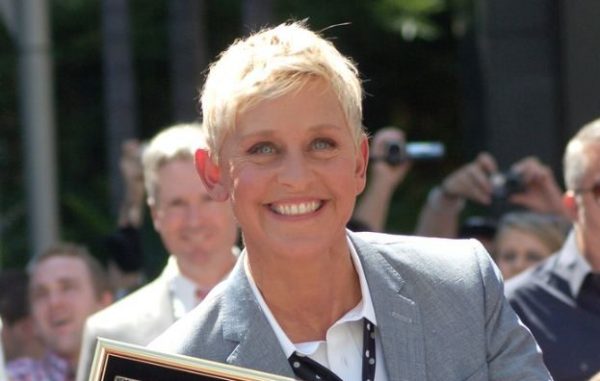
left=247, top=247, right=362, bottom=342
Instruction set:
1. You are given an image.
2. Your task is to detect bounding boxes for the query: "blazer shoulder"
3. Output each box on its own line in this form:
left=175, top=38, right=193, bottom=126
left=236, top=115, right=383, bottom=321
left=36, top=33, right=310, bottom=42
left=352, top=231, right=492, bottom=276
left=350, top=232, right=504, bottom=320
left=352, top=231, right=487, bottom=255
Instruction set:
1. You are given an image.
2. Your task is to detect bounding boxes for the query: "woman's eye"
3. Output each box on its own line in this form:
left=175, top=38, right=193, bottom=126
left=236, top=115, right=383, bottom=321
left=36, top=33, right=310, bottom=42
left=249, top=143, right=276, bottom=155
left=312, top=138, right=335, bottom=150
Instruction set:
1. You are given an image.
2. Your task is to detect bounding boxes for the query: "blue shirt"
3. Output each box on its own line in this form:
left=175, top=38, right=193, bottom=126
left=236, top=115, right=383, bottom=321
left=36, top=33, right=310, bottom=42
left=505, top=232, right=600, bottom=381
left=7, top=352, right=72, bottom=381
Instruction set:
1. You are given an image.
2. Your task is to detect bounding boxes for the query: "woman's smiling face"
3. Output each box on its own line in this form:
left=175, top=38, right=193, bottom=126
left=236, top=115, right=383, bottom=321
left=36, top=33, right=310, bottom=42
left=214, top=78, right=368, bottom=257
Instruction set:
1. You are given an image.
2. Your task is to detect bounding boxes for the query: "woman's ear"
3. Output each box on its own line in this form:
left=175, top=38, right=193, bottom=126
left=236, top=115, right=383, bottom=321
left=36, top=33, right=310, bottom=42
left=195, top=149, right=229, bottom=201
left=355, top=136, right=369, bottom=195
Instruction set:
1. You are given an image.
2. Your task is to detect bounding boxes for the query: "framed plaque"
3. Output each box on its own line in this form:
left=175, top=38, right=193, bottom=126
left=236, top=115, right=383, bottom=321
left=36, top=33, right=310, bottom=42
left=90, top=338, right=295, bottom=381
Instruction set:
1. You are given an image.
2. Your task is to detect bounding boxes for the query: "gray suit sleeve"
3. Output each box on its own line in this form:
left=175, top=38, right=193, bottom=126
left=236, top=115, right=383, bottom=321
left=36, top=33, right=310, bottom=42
left=472, top=241, right=551, bottom=380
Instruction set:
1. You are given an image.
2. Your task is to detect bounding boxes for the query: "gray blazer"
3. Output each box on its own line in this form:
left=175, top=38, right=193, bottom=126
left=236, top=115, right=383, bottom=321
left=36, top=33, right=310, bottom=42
left=149, top=232, right=551, bottom=380
left=76, top=260, right=178, bottom=381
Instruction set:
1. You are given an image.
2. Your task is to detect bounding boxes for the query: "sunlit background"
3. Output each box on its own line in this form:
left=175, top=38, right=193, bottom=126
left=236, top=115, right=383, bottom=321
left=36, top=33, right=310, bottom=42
left=1, top=0, right=599, bottom=275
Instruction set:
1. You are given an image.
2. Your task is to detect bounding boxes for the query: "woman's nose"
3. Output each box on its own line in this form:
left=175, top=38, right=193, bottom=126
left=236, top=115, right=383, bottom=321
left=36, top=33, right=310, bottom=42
left=278, top=152, right=313, bottom=189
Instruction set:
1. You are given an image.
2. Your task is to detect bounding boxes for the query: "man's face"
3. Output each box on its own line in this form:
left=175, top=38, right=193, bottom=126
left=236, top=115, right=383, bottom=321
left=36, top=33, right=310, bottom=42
left=150, top=158, right=238, bottom=273
left=569, top=143, right=600, bottom=267
left=29, top=256, right=106, bottom=361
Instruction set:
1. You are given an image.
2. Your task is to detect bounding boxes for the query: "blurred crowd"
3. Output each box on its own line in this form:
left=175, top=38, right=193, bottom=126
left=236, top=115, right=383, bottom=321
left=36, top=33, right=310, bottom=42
left=1, top=116, right=599, bottom=380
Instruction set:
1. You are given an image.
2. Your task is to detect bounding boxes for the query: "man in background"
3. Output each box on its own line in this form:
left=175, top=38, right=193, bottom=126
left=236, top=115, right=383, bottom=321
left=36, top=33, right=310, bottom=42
left=7, top=243, right=112, bottom=381
left=506, top=117, right=600, bottom=380
left=76, top=124, right=239, bottom=380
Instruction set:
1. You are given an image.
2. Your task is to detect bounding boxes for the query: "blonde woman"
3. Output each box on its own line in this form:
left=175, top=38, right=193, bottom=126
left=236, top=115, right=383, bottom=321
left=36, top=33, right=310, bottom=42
left=151, top=21, right=549, bottom=380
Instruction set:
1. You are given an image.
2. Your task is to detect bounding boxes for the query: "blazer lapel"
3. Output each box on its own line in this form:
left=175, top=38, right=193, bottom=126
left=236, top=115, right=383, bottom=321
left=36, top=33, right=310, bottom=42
left=219, top=255, right=295, bottom=378
left=350, top=233, right=427, bottom=381
left=227, top=312, right=295, bottom=378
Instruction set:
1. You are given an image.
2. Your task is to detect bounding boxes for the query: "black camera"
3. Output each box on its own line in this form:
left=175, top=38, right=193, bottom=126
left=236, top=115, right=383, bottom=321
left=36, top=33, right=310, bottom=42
left=490, top=170, right=526, bottom=199
left=374, top=141, right=445, bottom=166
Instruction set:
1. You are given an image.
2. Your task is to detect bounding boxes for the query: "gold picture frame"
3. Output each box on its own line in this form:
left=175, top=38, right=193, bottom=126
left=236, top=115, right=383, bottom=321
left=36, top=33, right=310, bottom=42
left=90, top=338, right=295, bottom=381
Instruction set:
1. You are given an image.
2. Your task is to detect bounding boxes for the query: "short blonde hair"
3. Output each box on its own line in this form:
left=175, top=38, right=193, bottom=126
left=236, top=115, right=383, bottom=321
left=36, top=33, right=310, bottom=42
left=142, top=123, right=206, bottom=204
left=201, top=21, right=365, bottom=163
left=563, top=117, right=600, bottom=190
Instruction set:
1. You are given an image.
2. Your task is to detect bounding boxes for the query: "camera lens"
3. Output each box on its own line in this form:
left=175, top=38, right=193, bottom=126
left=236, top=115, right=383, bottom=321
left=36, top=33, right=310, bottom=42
left=491, top=171, right=525, bottom=199
left=384, top=142, right=404, bottom=166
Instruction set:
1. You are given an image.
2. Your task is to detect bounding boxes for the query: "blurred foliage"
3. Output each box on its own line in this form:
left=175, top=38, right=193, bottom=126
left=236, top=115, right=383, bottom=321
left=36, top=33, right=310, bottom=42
left=374, top=0, right=447, bottom=40
left=0, top=0, right=476, bottom=268
left=0, top=17, right=24, bottom=267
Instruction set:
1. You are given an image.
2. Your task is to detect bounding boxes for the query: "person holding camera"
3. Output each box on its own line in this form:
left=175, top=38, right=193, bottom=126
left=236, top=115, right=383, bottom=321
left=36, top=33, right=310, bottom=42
left=415, top=152, right=568, bottom=243
left=351, top=127, right=412, bottom=231
left=351, top=126, right=445, bottom=232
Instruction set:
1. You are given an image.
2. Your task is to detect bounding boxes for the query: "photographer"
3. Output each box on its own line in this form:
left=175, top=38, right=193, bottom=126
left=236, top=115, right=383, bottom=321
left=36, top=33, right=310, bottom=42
left=415, top=152, right=568, bottom=240
left=352, top=127, right=412, bottom=231
left=352, top=126, right=446, bottom=232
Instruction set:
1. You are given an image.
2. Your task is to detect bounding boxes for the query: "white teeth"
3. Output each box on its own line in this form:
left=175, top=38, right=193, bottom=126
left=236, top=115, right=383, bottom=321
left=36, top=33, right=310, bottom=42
left=273, top=201, right=321, bottom=215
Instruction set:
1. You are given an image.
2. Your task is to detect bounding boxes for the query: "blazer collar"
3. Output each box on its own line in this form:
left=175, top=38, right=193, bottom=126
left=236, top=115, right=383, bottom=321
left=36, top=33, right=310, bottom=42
left=217, top=234, right=427, bottom=380
left=349, top=232, right=426, bottom=380
left=219, top=253, right=295, bottom=378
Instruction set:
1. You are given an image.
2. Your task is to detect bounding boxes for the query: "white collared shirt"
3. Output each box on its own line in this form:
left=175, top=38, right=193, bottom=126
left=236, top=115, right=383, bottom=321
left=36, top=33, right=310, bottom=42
left=246, top=236, right=388, bottom=381
left=166, top=257, right=200, bottom=320
left=167, top=248, right=240, bottom=320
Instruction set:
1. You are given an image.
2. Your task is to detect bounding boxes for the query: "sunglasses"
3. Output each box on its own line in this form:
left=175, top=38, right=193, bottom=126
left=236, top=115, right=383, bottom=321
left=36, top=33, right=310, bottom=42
left=574, top=183, right=600, bottom=203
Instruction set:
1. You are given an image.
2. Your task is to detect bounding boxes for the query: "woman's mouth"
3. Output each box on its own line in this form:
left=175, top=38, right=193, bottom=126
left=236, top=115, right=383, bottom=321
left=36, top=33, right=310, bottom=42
left=270, top=200, right=323, bottom=216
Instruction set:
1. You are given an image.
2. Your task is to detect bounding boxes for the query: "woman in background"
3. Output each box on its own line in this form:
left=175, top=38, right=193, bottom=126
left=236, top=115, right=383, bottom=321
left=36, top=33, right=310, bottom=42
left=494, top=211, right=570, bottom=280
